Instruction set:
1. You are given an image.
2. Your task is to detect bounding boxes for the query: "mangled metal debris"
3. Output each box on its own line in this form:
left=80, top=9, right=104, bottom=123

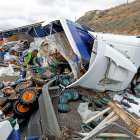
left=1, top=17, right=140, bottom=140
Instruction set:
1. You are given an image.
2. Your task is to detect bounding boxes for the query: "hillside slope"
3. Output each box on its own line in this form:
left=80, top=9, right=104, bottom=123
left=77, top=0, right=140, bottom=35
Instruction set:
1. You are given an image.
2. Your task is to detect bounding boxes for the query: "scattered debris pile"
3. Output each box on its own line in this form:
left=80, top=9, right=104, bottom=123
left=1, top=71, right=140, bottom=139
left=0, top=17, right=140, bottom=140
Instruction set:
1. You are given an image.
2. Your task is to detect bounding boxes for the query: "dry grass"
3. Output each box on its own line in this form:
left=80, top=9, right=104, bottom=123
left=77, top=0, right=140, bottom=35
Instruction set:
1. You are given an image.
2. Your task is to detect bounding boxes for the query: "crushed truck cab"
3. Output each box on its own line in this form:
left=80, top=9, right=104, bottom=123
left=54, top=18, right=140, bottom=91
left=67, top=31, right=140, bottom=91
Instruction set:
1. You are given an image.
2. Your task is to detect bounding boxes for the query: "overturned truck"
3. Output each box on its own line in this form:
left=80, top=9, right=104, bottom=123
left=0, top=17, right=140, bottom=91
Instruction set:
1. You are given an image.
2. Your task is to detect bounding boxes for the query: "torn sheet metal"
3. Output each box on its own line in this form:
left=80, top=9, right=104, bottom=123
left=68, top=32, right=140, bottom=91
left=105, top=42, right=137, bottom=73
left=67, top=35, right=109, bottom=90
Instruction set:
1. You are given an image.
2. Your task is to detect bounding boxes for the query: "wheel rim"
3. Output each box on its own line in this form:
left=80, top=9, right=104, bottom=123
left=18, top=84, right=22, bottom=89
left=22, top=90, right=35, bottom=101
left=0, top=100, right=3, bottom=104
left=58, top=104, right=68, bottom=109
left=15, top=77, right=22, bottom=83
left=1, top=105, right=7, bottom=111
left=11, top=95, right=19, bottom=99
left=94, top=99, right=101, bottom=105
left=6, top=89, right=14, bottom=93
left=34, top=87, right=42, bottom=89
left=62, top=79, right=69, bottom=85
left=95, top=108, right=103, bottom=111
left=21, top=82, right=31, bottom=88
left=60, top=96, right=66, bottom=103
left=64, top=91, right=72, bottom=99
left=73, top=91, right=78, bottom=99
left=17, top=103, right=30, bottom=113
left=5, top=114, right=12, bottom=118
left=35, top=78, right=43, bottom=81
left=102, top=98, right=110, bottom=102
left=85, top=97, right=91, bottom=103
left=97, top=100, right=101, bottom=104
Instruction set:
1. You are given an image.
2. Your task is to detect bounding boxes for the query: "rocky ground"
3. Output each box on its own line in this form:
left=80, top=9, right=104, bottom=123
left=77, top=0, right=140, bottom=35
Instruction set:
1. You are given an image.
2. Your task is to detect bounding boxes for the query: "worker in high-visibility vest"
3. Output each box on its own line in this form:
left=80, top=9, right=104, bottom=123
left=20, top=49, right=42, bottom=78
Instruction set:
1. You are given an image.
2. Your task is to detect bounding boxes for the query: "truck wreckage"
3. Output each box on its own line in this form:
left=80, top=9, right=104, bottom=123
left=0, top=17, right=140, bottom=91
left=0, top=17, right=140, bottom=139
left=37, top=17, right=140, bottom=92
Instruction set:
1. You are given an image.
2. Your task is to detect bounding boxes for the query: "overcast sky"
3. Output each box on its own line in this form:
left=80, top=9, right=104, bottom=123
left=0, top=0, right=135, bottom=30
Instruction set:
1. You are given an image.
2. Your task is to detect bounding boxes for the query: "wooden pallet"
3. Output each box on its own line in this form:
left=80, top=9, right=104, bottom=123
left=80, top=101, right=140, bottom=138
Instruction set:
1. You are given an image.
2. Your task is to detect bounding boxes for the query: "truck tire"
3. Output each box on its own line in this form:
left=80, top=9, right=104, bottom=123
left=94, top=107, right=103, bottom=111
left=19, top=81, right=33, bottom=90
left=13, top=101, right=31, bottom=117
left=11, top=80, right=27, bottom=88
left=62, top=89, right=74, bottom=101
left=2, top=102, right=12, bottom=115
left=59, top=78, right=70, bottom=86
left=3, top=87, right=15, bottom=96
left=31, top=77, right=46, bottom=86
left=15, top=77, right=22, bottom=84
left=0, top=100, right=8, bottom=107
left=92, top=98, right=103, bottom=108
left=94, top=107, right=109, bottom=117
left=15, top=82, right=25, bottom=93
left=82, top=96, right=92, bottom=106
left=58, top=104, right=70, bottom=113
left=121, top=101, right=131, bottom=108
left=71, top=89, right=80, bottom=101
left=7, top=94, right=20, bottom=103
left=20, top=88, right=39, bottom=105
left=59, top=95, right=68, bottom=104
left=100, top=98, right=110, bottom=105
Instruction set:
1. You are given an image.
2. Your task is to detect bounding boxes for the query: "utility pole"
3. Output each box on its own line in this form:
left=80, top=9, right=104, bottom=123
left=127, top=0, right=128, bottom=4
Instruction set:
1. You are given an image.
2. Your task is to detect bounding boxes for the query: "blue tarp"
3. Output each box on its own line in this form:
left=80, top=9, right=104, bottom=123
left=28, top=23, right=63, bottom=37
left=0, top=19, right=93, bottom=39
left=0, top=19, right=94, bottom=61
left=67, top=20, right=94, bottom=61
left=0, top=27, right=31, bottom=38
left=0, top=20, right=64, bottom=38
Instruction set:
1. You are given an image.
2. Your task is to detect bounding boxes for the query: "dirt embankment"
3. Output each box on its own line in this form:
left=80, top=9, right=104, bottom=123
left=77, top=0, right=140, bottom=35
